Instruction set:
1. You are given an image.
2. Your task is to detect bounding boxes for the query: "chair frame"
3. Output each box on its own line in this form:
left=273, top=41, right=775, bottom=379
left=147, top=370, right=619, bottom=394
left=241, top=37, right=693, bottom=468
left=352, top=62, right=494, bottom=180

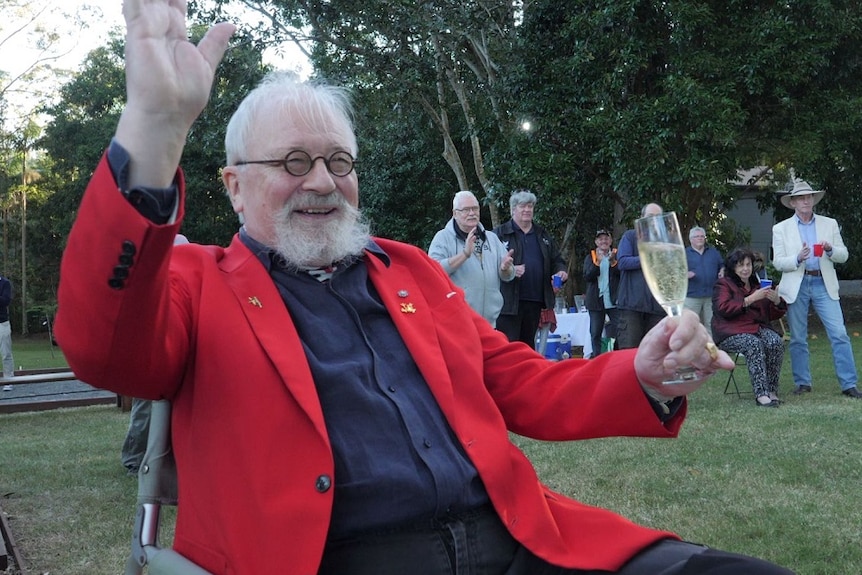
left=723, top=351, right=753, bottom=398
left=722, top=319, right=788, bottom=398
left=125, top=400, right=213, bottom=575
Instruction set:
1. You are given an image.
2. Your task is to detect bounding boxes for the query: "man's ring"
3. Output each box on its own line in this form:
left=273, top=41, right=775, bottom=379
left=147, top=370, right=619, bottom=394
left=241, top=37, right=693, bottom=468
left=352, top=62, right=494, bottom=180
left=706, top=342, right=718, bottom=361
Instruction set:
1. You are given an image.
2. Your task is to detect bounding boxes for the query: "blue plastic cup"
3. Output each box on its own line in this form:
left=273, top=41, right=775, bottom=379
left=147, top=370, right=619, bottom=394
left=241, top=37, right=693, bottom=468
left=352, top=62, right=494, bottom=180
left=760, top=278, right=773, bottom=289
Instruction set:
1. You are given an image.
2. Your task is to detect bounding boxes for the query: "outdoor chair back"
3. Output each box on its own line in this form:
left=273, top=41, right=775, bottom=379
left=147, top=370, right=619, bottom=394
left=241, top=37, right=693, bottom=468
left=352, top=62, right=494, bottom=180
left=124, top=400, right=213, bottom=575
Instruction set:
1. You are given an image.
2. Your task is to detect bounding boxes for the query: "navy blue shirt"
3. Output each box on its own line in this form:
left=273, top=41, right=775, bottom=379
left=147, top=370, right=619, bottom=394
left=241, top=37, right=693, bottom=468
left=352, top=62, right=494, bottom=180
left=0, top=277, right=11, bottom=323
left=685, top=246, right=724, bottom=298
left=241, top=231, right=489, bottom=539
left=517, top=227, right=545, bottom=302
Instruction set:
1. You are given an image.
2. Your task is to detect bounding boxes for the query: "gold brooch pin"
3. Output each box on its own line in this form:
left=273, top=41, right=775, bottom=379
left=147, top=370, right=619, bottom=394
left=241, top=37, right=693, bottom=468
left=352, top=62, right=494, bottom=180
left=400, top=303, right=416, bottom=314
left=248, top=296, right=262, bottom=308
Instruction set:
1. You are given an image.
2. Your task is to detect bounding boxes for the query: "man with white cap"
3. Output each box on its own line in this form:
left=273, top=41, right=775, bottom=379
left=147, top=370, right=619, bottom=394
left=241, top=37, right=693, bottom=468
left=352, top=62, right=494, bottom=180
left=771, top=179, right=861, bottom=398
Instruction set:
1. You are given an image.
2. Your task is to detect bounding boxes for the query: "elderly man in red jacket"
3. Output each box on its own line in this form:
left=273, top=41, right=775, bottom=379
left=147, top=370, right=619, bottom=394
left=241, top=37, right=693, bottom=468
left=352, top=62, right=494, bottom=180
left=55, top=2, right=795, bottom=574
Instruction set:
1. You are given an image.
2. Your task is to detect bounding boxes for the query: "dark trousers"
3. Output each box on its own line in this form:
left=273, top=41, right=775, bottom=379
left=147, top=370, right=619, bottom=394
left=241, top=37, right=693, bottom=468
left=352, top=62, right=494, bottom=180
left=615, top=309, right=665, bottom=350
left=318, top=505, right=795, bottom=575
left=121, top=398, right=151, bottom=472
left=588, top=308, right=619, bottom=358
left=497, top=300, right=544, bottom=349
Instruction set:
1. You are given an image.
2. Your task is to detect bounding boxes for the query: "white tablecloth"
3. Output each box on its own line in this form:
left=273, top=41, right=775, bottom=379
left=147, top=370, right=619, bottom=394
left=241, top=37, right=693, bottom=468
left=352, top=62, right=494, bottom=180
left=554, top=312, right=593, bottom=358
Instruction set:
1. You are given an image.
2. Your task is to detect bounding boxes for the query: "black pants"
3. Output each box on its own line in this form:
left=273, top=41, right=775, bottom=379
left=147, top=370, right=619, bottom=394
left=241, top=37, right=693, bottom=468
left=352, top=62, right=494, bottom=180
left=318, top=505, right=795, bottom=575
left=615, top=309, right=665, bottom=350
left=588, top=307, right=619, bottom=358
left=497, top=300, right=544, bottom=349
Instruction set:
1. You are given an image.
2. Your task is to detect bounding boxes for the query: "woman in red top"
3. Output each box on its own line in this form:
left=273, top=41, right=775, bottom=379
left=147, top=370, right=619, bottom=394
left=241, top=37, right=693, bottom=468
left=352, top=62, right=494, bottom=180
left=712, top=248, right=787, bottom=407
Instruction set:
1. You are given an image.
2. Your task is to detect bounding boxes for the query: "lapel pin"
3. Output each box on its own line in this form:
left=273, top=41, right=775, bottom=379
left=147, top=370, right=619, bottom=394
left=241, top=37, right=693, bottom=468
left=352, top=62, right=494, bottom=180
left=400, top=303, right=417, bottom=314
left=248, top=296, right=262, bottom=308
left=398, top=290, right=409, bottom=298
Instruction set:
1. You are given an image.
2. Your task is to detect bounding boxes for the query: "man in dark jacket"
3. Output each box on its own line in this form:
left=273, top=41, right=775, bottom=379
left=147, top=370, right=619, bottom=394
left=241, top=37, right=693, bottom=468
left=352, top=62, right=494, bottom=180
left=493, top=189, right=568, bottom=348
left=583, top=229, right=620, bottom=357
left=616, top=204, right=666, bottom=349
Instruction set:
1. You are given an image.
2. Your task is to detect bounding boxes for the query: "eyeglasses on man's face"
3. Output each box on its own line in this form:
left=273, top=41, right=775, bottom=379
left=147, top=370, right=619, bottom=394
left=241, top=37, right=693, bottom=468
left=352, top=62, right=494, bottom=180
left=455, top=206, right=481, bottom=214
left=235, top=150, right=357, bottom=177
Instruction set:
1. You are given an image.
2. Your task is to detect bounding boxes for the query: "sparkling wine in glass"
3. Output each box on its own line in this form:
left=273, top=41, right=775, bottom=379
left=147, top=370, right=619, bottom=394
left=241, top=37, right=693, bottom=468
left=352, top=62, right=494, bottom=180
left=635, top=211, right=699, bottom=384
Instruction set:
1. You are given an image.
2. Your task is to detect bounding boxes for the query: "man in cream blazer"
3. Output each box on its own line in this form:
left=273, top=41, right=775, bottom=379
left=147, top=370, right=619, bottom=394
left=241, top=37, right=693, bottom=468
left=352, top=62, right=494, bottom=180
left=772, top=179, right=861, bottom=398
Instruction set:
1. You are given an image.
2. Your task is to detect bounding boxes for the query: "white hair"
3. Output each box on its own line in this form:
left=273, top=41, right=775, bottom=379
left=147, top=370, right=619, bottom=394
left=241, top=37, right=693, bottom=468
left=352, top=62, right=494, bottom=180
left=453, top=191, right=478, bottom=210
left=224, top=71, right=357, bottom=166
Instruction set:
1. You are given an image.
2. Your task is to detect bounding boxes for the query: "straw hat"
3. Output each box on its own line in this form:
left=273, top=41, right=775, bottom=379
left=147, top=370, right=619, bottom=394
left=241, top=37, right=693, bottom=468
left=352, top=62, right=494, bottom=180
left=780, top=179, right=825, bottom=209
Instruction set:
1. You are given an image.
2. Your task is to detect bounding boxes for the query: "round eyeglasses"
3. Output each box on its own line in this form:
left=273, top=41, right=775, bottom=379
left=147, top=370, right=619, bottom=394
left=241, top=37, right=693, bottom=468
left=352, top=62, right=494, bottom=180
left=235, top=150, right=357, bottom=177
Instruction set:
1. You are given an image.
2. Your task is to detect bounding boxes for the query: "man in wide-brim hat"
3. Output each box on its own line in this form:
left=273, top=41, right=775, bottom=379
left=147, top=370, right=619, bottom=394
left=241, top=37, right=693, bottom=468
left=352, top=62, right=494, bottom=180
left=772, top=179, right=862, bottom=398
left=778, top=179, right=825, bottom=209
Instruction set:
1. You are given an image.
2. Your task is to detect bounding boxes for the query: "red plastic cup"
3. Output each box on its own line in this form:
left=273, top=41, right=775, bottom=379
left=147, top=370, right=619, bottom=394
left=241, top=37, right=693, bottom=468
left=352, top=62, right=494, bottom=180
left=813, top=243, right=824, bottom=257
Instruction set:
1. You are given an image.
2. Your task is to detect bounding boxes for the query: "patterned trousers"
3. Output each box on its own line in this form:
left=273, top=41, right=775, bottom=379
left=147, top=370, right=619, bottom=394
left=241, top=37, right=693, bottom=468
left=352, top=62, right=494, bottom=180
left=717, top=327, right=785, bottom=398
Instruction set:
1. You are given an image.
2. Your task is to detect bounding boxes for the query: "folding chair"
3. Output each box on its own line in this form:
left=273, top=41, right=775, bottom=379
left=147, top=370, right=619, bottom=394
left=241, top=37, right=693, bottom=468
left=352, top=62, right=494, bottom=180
left=723, top=352, right=752, bottom=398
left=125, top=400, right=213, bottom=575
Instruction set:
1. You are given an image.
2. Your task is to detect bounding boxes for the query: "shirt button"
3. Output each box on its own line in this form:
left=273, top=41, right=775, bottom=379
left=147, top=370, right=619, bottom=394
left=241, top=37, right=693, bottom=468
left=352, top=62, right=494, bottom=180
left=315, top=475, right=332, bottom=492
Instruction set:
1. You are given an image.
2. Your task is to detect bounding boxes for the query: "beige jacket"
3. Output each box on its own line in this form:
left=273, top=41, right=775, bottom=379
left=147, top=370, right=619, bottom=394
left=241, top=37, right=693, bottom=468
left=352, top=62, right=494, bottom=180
left=771, top=213, right=847, bottom=303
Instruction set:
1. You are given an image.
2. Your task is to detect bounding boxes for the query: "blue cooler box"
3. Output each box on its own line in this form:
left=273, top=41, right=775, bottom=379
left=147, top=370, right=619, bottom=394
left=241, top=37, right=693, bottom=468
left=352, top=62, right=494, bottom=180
left=543, top=333, right=572, bottom=361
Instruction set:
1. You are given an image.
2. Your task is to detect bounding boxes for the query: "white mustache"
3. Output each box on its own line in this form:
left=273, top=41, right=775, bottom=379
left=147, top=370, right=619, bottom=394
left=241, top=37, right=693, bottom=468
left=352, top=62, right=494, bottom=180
left=286, top=192, right=348, bottom=213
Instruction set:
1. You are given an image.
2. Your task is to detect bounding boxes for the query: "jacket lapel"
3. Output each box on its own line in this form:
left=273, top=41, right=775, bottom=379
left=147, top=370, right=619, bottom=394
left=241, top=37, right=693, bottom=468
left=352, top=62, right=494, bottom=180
left=365, top=253, right=457, bottom=412
left=218, top=236, right=328, bottom=434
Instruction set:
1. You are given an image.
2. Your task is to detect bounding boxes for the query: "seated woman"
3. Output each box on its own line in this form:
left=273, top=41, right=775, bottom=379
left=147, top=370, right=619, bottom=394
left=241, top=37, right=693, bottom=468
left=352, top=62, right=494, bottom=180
left=712, top=247, right=787, bottom=407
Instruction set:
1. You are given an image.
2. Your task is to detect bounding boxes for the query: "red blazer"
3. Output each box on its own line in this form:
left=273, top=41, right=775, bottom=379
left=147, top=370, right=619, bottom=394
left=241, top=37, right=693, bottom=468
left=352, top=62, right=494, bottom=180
left=56, top=156, right=683, bottom=574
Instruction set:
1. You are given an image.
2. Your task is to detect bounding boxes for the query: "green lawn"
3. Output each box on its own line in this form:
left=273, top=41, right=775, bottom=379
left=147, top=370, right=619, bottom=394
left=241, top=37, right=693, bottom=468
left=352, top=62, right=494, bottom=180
left=2, top=329, right=862, bottom=574
left=8, top=334, right=68, bottom=371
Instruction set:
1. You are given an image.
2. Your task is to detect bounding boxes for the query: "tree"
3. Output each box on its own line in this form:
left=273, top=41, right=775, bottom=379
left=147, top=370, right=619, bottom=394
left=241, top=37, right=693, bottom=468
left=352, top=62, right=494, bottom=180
left=509, top=0, right=862, bottom=283
left=31, top=0, right=862, bottom=293
left=192, top=0, right=862, bottom=286
left=1, top=1, right=120, bottom=129
left=220, top=0, right=526, bottom=246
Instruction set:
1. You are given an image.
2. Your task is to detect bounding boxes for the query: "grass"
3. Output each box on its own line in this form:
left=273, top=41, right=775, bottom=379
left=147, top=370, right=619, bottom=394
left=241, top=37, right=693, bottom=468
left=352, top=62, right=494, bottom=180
left=8, top=334, right=69, bottom=371
left=2, top=328, right=862, bottom=574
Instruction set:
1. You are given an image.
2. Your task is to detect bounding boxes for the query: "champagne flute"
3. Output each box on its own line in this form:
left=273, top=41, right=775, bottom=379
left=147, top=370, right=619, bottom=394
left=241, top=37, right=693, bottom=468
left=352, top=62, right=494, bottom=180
left=635, top=211, right=699, bottom=384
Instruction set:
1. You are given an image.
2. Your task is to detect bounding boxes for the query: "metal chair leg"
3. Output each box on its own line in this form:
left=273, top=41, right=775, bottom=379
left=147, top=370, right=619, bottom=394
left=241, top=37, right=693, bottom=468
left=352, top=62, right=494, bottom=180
left=723, top=352, right=749, bottom=397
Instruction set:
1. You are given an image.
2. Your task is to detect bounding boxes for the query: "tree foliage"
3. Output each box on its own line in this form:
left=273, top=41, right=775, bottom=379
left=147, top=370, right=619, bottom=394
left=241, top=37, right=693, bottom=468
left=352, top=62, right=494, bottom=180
left=214, top=0, right=862, bottom=285
left=14, top=0, right=862, bottom=332
left=511, top=0, right=862, bottom=280
left=219, top=0, right=525, bottom=249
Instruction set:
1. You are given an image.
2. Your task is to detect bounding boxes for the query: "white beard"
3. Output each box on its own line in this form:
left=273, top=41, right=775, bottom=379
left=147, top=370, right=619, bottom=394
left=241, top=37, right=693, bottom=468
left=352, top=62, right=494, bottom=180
left=271, top=193, right=371, bottom=270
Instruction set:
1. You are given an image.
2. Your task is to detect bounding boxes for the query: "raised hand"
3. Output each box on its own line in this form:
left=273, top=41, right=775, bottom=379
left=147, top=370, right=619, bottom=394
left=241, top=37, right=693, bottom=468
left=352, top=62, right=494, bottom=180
left=117, top=0, right=236, bottom=189
left=500, top=249, right=514, bottom=273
